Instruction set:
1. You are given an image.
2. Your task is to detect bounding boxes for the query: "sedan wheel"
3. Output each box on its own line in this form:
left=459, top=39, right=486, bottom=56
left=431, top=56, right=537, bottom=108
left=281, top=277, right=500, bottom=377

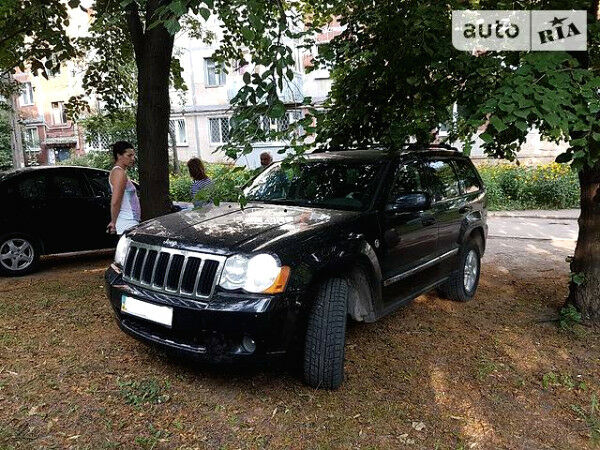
left=0, top=236, right=38, bottom=275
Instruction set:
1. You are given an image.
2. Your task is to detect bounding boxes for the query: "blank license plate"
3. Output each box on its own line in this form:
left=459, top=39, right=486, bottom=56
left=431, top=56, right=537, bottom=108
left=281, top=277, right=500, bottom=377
left=121, top=295, right=173, bottom=327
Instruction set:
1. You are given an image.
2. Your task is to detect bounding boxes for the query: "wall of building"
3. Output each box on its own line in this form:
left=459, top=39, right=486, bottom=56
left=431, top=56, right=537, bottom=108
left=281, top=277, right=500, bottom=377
left=14, top=5, right=92, bottom=165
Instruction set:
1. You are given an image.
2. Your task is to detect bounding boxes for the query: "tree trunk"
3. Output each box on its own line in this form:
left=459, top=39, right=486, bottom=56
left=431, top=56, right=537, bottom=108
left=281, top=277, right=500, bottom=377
left=565, top=3, right=600, bottom=320
left=568, top=159, right=600, bottom=319
left=127, top=0, right=174, bottom=220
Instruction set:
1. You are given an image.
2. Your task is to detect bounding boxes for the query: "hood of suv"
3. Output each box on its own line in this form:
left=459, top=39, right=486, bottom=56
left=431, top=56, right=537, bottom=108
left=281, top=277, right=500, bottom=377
left=128, top=202, right=359, bottom=254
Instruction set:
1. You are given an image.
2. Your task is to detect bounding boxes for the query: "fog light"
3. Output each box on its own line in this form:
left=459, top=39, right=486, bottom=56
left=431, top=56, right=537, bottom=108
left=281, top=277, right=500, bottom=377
left=242, top=336, right=256, bottom=354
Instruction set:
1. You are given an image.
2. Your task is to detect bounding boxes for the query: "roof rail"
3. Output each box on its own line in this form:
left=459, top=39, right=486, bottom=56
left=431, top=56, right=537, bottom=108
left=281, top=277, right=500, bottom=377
left=402, top=143, right=459, bottom=151
left=312, top=142, right=460, bottom=153
left=312, top=143, right=388, bottom=153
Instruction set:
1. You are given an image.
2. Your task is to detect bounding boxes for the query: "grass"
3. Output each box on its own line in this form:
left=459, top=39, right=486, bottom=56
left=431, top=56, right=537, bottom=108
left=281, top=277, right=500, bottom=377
left=117, top=378, right=171, bottom=408
left=1, top=254, right=599, bottom=448
left=476, top=356, right=499, bottom=381
left=572, top=394, right=600, bottom=445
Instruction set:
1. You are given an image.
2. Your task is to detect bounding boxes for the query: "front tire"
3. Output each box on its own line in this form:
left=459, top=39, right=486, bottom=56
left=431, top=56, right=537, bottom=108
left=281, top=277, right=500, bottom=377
left=303, top=277, right=349, bottom=389
left=0, top=234, right=40, bottom=276
left=438, top=240, right=481, bottom=302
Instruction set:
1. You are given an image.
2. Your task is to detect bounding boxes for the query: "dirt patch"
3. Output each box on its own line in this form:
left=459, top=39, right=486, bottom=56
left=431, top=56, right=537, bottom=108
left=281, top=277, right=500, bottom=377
left=0, top=244, right=598, bottom=449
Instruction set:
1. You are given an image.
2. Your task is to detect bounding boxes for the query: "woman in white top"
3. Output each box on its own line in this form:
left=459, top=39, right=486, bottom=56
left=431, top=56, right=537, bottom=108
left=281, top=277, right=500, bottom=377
left=107, top=141, right=141, bottom=235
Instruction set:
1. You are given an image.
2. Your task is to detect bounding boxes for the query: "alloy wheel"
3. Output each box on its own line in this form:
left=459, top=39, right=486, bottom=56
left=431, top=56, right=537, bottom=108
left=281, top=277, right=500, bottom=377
left=463, top=249, right=479, bottom=293
left=0, top=238, right=35, bottom=272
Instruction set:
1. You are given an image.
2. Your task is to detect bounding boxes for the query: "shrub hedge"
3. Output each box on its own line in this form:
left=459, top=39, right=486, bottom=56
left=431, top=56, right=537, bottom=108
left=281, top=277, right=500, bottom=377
left=59, top=153, right=580, bottom=210
left=477, top=163, right=579, bottom=210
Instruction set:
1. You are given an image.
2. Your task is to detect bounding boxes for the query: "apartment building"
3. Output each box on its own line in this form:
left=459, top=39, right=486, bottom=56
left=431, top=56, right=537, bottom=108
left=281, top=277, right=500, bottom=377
left=14, top=65, right=86, bottom=166
left=12, top=5, right=92, bottom=166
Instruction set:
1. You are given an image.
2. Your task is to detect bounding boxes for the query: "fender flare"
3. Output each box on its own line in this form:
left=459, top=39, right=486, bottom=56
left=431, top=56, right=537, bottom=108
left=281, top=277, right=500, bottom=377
left=302, top=238, right=382, bottom=323
left=460, top=222, right=486, bottom=254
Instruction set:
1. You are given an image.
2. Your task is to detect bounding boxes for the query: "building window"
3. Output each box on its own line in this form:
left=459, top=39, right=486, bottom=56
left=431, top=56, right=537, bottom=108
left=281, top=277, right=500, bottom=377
left=205, top=58, right=226, bottom=87
left=259, top=110, right=303, bottom=138
left=19, top=82, right=34, bottom=106
left=169, top=118, right=187, bottom=146
left=209, top=117, right=231, bottom=144
left=23, top=128, right=40, bottom=149
left=51, top=101, right=67, bottom=125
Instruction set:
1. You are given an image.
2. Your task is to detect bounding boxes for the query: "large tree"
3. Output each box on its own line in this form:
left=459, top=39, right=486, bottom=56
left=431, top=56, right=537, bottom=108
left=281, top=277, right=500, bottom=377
left=310, top=0, right=600, bottom=319
left=70, top=0, right=310, bottom=219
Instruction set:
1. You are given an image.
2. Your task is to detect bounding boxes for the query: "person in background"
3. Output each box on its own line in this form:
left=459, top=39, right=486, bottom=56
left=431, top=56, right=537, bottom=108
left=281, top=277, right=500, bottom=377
left=260, top=151, right=273, bottom=170
left=187, top=157, right=213, bottom=207
left=107, top=141, right=141, bottom=235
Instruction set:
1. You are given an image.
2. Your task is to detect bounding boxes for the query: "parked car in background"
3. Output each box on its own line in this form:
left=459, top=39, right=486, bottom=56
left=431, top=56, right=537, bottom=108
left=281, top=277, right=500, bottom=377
left=105, top=145, right=488, bottom=389
left=0, top=166, right=121, bottom=275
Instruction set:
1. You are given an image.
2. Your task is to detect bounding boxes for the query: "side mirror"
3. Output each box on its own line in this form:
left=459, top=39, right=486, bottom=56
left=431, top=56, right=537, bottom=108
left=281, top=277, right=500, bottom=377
left=386, top=192, right=430, bottom=213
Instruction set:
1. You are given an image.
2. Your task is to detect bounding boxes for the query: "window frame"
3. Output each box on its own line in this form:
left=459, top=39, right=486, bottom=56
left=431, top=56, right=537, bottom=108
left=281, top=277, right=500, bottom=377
left=387, top=159, right=424, bottom=203
left=208, top=116, right=231, bottom=144
left=419, top=157, right=462, bottom=203
left=169, top=118, right=188, bottom=146
left=19, top=82, right=34, bottom=106
left=51, top=101, right=67, bottom=125
left=23, top=128, right=40, bottom=150
left=84, top=169, right=112, bottom=199
left=49, top=169, right=92, bottom=199
left=451, top=159, right=483, bottom=195
left=204, top=58, right=226, bottom=87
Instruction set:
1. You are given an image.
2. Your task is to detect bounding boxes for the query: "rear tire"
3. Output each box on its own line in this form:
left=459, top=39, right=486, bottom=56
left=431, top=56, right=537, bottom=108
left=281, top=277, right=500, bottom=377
left=438, top=239, right=481, bottom=302
left=0, top=234, right=40, bottom=276
left=303, top=277, right=349, bottom=389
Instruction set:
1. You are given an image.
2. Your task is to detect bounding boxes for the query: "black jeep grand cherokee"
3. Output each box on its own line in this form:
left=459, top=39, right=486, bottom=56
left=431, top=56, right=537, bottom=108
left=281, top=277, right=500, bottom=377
left=105, top=146, right=487, bottom=389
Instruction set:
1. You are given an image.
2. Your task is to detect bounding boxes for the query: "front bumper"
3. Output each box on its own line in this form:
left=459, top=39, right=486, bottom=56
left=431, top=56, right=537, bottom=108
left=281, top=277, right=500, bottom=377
left=105, top=264, right=301, bottom=360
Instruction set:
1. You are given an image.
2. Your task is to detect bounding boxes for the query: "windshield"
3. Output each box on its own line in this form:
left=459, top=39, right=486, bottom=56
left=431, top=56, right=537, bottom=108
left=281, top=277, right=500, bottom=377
left=244, top=160, right=385, bottom=210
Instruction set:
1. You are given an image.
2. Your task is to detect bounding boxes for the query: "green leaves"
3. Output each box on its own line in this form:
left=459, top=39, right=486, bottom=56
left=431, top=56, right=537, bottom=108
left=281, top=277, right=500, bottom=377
left=169, top=1, right=187, bottom=16
left=199, top=7, right=210, bottom=21
left=241, top=27, right=256, bottom=41
left=267, top=102, right=286, bottom=119
left=479, top=133, right=493, bottom=144
left=489, top=116, right=507, bottom=133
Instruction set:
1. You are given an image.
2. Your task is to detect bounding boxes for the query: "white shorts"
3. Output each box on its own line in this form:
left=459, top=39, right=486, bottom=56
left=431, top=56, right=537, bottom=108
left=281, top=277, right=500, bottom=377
left=116, top=217, right=139, bottom=235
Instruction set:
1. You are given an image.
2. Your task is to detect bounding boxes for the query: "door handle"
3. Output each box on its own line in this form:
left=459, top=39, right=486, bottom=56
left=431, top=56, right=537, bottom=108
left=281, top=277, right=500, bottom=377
left=421, top=217, right=436, bottom=227
left=459, top=205, right=473, bottom=214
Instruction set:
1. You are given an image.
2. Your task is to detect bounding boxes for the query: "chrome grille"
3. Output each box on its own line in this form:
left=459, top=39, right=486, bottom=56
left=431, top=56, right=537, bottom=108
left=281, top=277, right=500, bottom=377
left=123, top=242, right=226, bottom=299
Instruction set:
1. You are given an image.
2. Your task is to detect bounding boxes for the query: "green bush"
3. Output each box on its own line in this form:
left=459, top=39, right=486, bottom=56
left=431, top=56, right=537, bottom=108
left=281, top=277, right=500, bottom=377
left=169, top=173, right=193, bottom=202
left=59, top=151, right=114, bottom=171
left=170, top=164, right=256, bottom=203
left=477, top=163, right=579, bottom=210
left=59, top=151, right=140, bottom=181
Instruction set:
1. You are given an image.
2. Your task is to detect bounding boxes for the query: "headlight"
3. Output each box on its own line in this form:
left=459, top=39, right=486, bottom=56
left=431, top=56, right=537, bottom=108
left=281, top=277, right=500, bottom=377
left=219, top=254, right=248, bottom=290
left=219, top=253, right=290, bottom=294
left=114, top=235, right=130, bottom=267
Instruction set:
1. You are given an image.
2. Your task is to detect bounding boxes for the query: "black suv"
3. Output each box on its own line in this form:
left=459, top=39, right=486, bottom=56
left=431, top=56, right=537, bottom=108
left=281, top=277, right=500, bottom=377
left=105, top=146, right=487, bottom=389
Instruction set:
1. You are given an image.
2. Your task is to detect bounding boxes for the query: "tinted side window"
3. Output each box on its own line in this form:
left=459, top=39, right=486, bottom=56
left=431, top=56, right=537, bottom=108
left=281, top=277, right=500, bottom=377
left=86, top=170, right=111, bottom=198
left=17, top=173, right=49, bottom=200
left=453, top=159, right=482, bottom=194
left=421, top=159, right=460, bottom=201
left=388, top=162, right=422, bottom=201
left=51, top=173, right=89, bottom=198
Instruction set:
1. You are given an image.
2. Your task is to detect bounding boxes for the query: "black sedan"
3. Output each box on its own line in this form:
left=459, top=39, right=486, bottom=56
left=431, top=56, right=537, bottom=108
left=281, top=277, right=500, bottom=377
left=0, top=166, right=119, bottom=275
